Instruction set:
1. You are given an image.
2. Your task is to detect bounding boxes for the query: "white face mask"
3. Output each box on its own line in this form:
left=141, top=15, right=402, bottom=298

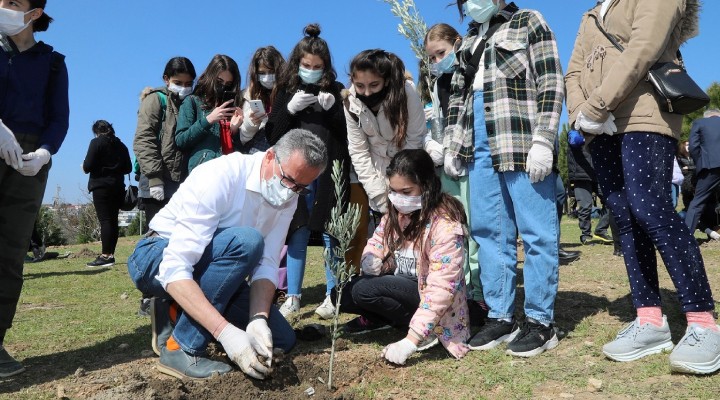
left=0, top=8, right=35, bottom=36
left=463, top=0, right=499, bottom=24
left=388, top=192, right=423, bottom=214
left=258, top=74, right=275, bottom=90
left=261, top=162, right=297, bottom=207
left=168, top=83, right=192, bottom=100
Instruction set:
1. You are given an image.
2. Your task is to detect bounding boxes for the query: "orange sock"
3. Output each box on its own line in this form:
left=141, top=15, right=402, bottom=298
left=637, top=306, right=663, bottom=327
left=686, top=311, right=720, bottom=331
left=166, top=335, right=181, bottom=351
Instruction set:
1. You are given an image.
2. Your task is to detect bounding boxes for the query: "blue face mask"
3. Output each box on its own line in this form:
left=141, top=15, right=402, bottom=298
left=429, top=51, right=457, bottom=77
left=463, top=0, right=499, bottom=24
left=299, top=67, right=323, bottom=84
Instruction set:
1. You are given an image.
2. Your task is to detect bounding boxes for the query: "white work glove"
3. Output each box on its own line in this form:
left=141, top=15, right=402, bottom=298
left=381, top=338, right=417, bottom=365
left=216, top=323, right=271, bottom=379
left=575, top=111, right=617, bottom=136
left=17, top=148, right=51, bottom=177
left=443, top=153, right=466, bottom=179
left=525, top=140, right=553, bottom=184
left=149, top=184, right=164, bottom=201
left=287, top=92, right=317, bottom=114
left=317, top=91, right=335, bottom=111
left=360, top=254, right=383, bottom=275
left=246, top=317, right=273, bottom=365
left=425, top=140, right=444, bottom=166
left=0, top=120, right=24, bottom=169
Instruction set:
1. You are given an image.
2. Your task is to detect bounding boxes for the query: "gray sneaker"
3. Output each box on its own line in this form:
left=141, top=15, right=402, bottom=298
left=669, top=324, right=720, bottom=375
left=417, top=333, right=439, bottom=352
left=157, top=345, right=232, bottom=380
left=602, top=316, right=674, bottom=362
left=0, top=346, right=25, bottom=378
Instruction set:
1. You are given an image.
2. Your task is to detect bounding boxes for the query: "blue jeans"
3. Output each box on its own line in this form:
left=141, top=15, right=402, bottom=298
left=127, top=227, right=296, bottom=355
left=323, top=233, right=338, bottom=295
left=590, top=133, right=715, bottom=312
left=467, top=91, right=559, bottom=325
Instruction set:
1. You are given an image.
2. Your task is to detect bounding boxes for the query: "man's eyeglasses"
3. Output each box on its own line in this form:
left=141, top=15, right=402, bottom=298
left=276, top=157, right=311, bottom=195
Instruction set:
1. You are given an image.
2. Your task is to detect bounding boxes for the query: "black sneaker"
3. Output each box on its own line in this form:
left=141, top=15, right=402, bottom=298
left=342, top=316, right=390, bottom=335
left=468, top=318, right=520, bottom=350
left=580, top=236, right=594, bottom=246
left=592, top=232, right=613, bottom=244
left=86, top=255, right=115, bottom=267
left=468, top=299, right=489, bottom=327
left=506, top=317, right=559, bottom=357
left=0, top=346, right=25, bottom=378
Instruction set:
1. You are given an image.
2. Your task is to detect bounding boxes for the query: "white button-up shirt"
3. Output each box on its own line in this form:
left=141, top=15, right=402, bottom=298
left=149, top=152, right=297, bottom=289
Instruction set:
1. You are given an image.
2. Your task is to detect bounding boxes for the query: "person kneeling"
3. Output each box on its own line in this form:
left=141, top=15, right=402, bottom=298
left=127, top=129, right=327, bottom=379
left=335, top=149, right=470, bottom=365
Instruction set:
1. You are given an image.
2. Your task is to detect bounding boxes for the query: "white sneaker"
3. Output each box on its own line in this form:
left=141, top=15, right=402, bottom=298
left=704, top=228, right=720, bottom=241
left=669, top=324, right=720, bottom=375
left=279, top=296, right=300, bottom=317
left=314, top=295, right=335, bottom=319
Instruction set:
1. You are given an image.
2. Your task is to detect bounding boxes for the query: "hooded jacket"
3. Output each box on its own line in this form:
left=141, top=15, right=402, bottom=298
left=565, top=0, right=701, bottom=138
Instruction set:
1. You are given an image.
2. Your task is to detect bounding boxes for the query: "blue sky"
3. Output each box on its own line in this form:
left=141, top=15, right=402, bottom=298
left=38, top=0, right=720, bottom=204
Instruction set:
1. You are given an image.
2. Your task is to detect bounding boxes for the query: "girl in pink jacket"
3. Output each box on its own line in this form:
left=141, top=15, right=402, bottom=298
left=335, top=149, right=470, bottom=364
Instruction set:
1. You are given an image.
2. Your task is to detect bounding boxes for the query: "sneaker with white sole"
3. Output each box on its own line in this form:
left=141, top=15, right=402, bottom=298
left=314, top=295, right=336, bottom=319
left=279, top=296, right=300, bottom=317
left=0, top=346, right=25, bottom=378
left=467, top=318, right=520, bottom=350
left=417, top=333, right=439, bottom=352
left=506, top=318, right=559, bottom=357
left=669, top=324, right=720, bottom=375
left=602, top=316, right=674, bottom=362
left=86, top=255, right=115, bottom=267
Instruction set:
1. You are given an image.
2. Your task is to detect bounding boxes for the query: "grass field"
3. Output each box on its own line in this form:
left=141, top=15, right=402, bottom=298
left=1, top=218, right=719, bottom=399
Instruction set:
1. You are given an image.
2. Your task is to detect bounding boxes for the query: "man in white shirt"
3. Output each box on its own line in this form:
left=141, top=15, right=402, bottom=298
left=127, top=129, right=327, bottom=380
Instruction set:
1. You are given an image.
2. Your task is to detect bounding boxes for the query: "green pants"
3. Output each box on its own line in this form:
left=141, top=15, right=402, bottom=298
left=0, top=133, right=50, bottom=344
left=440, top=172, right=483, bottom=303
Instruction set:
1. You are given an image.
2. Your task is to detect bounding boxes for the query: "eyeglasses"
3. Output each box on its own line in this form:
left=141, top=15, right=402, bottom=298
left=276, top=157, right=311, bottom=195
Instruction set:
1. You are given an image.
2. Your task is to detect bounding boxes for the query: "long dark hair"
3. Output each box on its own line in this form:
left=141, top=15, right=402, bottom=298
left=163, top=57, right=196, bottom=81
left=276, top=24, right=337, bottom=93
left=350, top=49, right=409, bottom=148
left=28, top=0, right=52, bottom=32
left=92, top=120, right=115, bottom=137
left=383, top=149, right=467, bottom=264
left=193, top=54, right=242, bottom=110
left=246, top=46, right=286, bottom=108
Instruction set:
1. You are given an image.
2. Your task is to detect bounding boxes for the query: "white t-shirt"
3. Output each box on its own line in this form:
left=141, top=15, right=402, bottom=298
left=394, top=245, right=418, bottom=279
left=149, top=152, right=297, bottom=289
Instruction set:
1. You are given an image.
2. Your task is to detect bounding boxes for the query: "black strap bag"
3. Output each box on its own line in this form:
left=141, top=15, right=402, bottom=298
left=121, top=175, right=138, bottom=211
left=590, top=14, right=709, bottom=115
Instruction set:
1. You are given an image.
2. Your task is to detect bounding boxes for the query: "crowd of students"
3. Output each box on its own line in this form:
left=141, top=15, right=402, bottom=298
left=1, top=0, right=718, bottom=382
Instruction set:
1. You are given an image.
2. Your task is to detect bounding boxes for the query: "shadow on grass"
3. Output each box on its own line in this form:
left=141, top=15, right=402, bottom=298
left=23, top=268, right=111, bottom=280
left=0, top=325, right=149, bottom=394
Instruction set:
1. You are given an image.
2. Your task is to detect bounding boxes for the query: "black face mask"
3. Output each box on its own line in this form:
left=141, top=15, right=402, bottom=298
left=356, top=85, right=388, bottom=109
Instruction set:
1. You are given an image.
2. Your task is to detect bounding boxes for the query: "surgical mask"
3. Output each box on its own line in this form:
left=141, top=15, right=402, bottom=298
left=463, top=0, right=499, bottom=24
left=258, top=74, right=275, bottom=89
left=168, top=84, right=193, bottom=100
left=0, top=8, right=35, bottom=36
left=429, top=51, right=457, bottom=77
left=299, top=67, right=323, bottom=84
left=356, top=86, right=388, bottom=109
left=388, top=192, right=423, bottom=214
left=261, top=166, right=297, bottom=207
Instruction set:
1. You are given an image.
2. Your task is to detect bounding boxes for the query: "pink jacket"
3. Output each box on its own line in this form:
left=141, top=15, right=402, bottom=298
left=363, top=212, right=470, bottom=359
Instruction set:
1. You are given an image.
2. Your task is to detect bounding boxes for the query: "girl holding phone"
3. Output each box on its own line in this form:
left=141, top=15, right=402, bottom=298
left=175, top=54, right=242, bottom=173
left=265, top=23, right=350, bottom=319
left=237, top=46, right=286, bottom=154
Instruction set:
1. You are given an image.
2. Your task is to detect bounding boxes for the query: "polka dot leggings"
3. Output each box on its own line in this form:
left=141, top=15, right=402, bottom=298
left=589, top=132, right=715, bottom=313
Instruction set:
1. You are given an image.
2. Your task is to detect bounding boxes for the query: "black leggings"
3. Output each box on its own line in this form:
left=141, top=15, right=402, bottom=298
left=334, top=274, right=419, bottom=329
left=92, top=186, right=124, bottom=255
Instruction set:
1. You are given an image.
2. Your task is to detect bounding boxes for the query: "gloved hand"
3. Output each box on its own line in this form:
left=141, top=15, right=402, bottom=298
left=381, top=338, right=417, bottom=365
left=287, top=92, right=317, bottom=114
left=360, top=254, right=383, bottom=275
left=443, top=153, right=466, bottom=179
left=17, top=148, right=51, bottom=177
left=317, top=91, right=335, bottom=111
left=150, top=184, right=164, bottom=201
left=575, top=111, right=617, bottom=136
left=216, top=323, right=270, bottom=379
left=600, top=112, right=617, bottom=136
left=525, top=140, right=553, bottom=183
left=424, top=105, right=434, bottom=121
left=246, top=317, right=273, bottom=367
left=425, top=140, right=444, bottom=166
left=0, top=120, right=24, bottom=169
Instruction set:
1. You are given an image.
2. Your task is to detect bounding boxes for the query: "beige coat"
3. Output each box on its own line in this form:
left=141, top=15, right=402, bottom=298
left=565, top=0, right=700, bottom=139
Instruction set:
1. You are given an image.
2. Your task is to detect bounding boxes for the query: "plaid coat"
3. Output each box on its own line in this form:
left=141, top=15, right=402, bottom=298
left=443, top=4, right=564, bottom=172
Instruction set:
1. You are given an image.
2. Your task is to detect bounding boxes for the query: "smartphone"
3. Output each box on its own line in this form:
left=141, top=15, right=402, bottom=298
left=248, top=99, right=264, bottom=114
left=298, top=84, right=320, bottom=96
left=221, top=90, right=237, bottom=107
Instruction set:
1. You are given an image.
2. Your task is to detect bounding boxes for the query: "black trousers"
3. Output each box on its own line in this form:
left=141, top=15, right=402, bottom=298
left=684, top=167, right=720, bottom=233
left=333, top=274, right=419, bottom=329
left=92, top=186, right=124, bottom=255
left=573, top=180, right=610, bottom=239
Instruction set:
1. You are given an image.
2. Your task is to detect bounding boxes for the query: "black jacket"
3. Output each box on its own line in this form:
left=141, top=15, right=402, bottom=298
left=265, top=81, right=350, bottom=233
left=567, top=144, right=596, bottom=183
left=83, top=135, right=132, bottom=192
